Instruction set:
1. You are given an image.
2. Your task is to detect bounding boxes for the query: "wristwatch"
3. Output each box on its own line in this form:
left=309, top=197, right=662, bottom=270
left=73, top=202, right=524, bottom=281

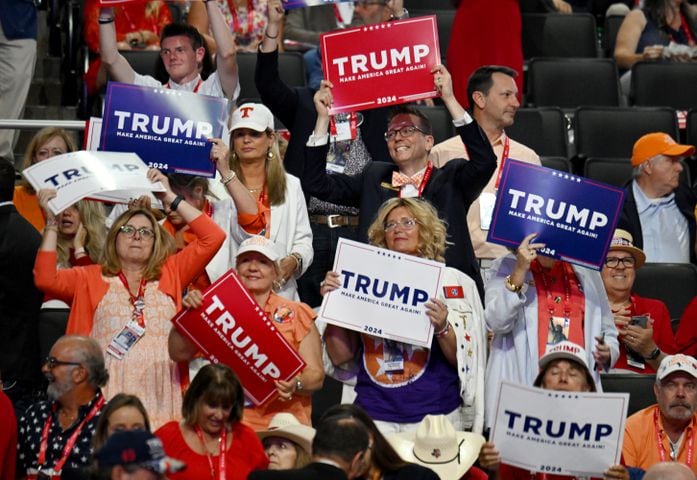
left=295, top=376, right=304, bottom=392
left=645, top=347, right=661, bottom=360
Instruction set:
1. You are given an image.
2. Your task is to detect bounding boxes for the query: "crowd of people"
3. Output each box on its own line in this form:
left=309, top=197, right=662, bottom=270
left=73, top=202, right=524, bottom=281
left=1, top=0, right=697, bottom=479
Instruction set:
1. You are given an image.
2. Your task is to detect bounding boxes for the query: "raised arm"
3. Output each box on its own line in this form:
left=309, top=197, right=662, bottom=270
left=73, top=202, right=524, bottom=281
left=99, top=7, right=137, bottom=83
left=206, top=0, right=239, bottom=100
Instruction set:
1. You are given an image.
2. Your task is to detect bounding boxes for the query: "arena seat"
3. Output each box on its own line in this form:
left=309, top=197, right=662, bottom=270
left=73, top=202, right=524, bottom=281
left=414, top=105, right=456, bottom=144
left=506, top=107, right=569, bottom=158
left=631, top=62, right=697, bottom=110
left=574, top=106, right=678, bottom=160
left=603, top=14, right=626, bottom=58
left=583, top=157, right=632, bottom=187
left=237, top=51, right=306, bottom=103
left=119, top=50, right=168, bottom=83
left=601, top=373, right=656, bottom=417
left=522, top=13, right=598, bottom=59
left=540, top=156, right=572, bottom=173
left=633, top=263, right=697, bottom=320
left=526, top=58, right=621, bottom=109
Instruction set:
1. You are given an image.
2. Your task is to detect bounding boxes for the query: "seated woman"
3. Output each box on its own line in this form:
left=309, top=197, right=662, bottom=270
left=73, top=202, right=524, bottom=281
left=169, top=235, right=324, bottom=429
left=484, top=233, right=618, bottom=429
left=156, top=363, right=269, bottom=480
left=38, top=199, right=106, bottom=361
left=479, top=342, right=630, bottom=480
left=92, top=393, right=151, bottom=451
left=601, top=229, right=676, bottom=373
left=14, top=127, right=76, bottom=231
left=322, top=198, right=487, bottom=434
left=33, top=169, right=226, bottom=428
left=257, top=413, right=314, bottom=470
left=614, top=0, right=697, bottom=92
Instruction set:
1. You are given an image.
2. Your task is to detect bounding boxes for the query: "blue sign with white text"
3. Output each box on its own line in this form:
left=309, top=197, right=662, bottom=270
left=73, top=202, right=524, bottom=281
left=487, top=159, right=625, bottom=270
left=101, top=82, right=228, bottom=177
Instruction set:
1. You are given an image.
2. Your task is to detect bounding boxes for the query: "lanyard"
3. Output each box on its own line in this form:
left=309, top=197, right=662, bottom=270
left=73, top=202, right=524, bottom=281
left=532, top=260, right=572, bottom=320
left=118, top=272, right=147, bottom=328
left=493, top=135, right=510, bottom=189
left=166, top=78, right=202, bottom=93
left=680, top=12, right=696, bottom=45
left=34, top=396, right=105, bottom=478
left=398, top=161, right=433, bottom=198
left=229, top=0, right=255, bottom=37
left=655, top=408, right=694, bottom=465
left=195, top=426, right=228, bottom=480
left=332, top=4, right=348, bottom=28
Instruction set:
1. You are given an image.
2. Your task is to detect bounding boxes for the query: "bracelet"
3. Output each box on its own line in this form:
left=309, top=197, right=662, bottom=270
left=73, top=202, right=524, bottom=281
left=74, top=247, right=86, bottom=256
left=98, top=17, right=115, bottom=24
left=504, top=275, right=523, bottom=293
left=295, top=376, right=304, bottom=392
left=265, top=31, right=279, bottom=39
left=289, top=252, right=303, bottom=272
left=45, top=217, right=58, bottom=228
left=169, top=195, right=184, bottom=212
left=221, top=171, right=237, bottom=186
left=435, top=322, right=451, bottom=338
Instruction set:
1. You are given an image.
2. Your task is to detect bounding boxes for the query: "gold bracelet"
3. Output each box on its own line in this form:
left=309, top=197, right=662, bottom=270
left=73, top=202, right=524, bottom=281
left=505, top=275, right=523, bottom=293
left=221, top=171, right=237, bottom=186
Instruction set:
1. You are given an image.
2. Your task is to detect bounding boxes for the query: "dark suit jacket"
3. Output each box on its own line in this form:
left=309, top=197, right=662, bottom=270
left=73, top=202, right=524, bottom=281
left=0, top=204, right=43, bottom=391
left=618, top=181, right=697, bottom=264
left=247, top=462, right=348, bottom=480
left=301, top=121, right=497, bottom=297
left=255, top=48, right=391, bottom=179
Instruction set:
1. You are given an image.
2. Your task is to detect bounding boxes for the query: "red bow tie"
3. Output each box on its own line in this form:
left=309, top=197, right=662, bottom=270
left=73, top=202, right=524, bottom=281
left=392, top=171, right=424, bottom=188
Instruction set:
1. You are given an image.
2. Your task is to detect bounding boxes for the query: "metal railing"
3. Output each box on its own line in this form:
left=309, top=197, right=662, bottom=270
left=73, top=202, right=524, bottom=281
left=0, top=119, right=85, bottom=130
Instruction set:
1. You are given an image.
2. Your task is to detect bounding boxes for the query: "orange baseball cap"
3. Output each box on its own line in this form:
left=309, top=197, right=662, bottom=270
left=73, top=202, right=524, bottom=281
left=631, top=132, right=695, bottom=167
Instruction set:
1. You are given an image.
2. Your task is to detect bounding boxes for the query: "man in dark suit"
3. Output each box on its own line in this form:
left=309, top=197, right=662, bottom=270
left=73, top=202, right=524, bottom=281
left=0, top=159, right=43, bottom=414
left=302, top=67, right=497, bottom=297
left=248, top=415, right=371, bottom=480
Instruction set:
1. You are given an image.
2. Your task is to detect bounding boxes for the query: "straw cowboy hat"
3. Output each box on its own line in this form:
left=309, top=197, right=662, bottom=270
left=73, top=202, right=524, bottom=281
left=256, top=413, right=315, bottom=456
left=386, top=415, right=485, bottom=480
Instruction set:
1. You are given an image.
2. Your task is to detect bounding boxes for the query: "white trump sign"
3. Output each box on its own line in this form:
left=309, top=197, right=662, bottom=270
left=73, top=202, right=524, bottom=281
left=318, top=238, right=445, bottom=347
left=22, top=151, right=164, bottom=214
left=491, top=382, right=629, bottom=477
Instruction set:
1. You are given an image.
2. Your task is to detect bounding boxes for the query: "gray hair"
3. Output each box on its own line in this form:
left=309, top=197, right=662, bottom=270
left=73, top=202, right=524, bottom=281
left=63, top=335, right=110, bottom=388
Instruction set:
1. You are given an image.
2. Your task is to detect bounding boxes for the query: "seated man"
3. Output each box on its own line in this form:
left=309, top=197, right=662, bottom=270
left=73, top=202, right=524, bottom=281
left=623, top=354, right=697, bottom=474
left=98, top=2, right=239, bottom=104
left=479, top=341, right=629, bottom=479
left=618, top=132, right=696, bottom=264
left=601, top=228, right=676, bottom=373
left=17, top=335, right=109, bottom=478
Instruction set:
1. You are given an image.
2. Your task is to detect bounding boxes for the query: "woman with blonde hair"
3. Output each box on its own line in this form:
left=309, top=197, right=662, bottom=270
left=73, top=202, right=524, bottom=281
left=33, top=169, right=226, bottom=428
left=14, top=127, right=77, bottom=231
left=321, top=197, right=487, bottom=434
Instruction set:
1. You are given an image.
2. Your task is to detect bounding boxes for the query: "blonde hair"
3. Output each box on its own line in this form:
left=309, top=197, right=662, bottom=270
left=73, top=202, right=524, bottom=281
left=20, top=128, right=77, bottom=191
left=367, top=198, right=448, bottom=262
left=56, top=200, right=107, bottom=267
left=229, top=131, right=287, bottom=206
left=101, top=208, right=176, bottom=280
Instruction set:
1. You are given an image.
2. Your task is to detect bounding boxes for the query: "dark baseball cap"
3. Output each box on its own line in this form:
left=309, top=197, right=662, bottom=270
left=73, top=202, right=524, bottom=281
left=95, top=430, right=185, bottom=474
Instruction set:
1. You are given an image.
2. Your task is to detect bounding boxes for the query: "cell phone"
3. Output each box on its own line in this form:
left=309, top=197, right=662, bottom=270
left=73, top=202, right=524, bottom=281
left=630, top=315, right=648, bottom=328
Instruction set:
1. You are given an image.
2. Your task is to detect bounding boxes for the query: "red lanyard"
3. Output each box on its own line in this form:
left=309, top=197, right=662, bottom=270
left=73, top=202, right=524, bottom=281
left=118, top=272, right=147, bottom=328
left=204, top=200, right=214, bottom=218
left=655, top=408, right=694, bottom=465
left=332, top=4, right=348, bottom=27
left=229, top=0, right=255, bottom=37
left=34, top=396, right=105, bottom=478
left=195, top=426, right=228, bottom=480
left=493, top=135, right=510, bottom=189
left=398, top=161, right=433, bottom=198
left=680, top=12, right=696, bottom=45
left=532, top=260, right=572, bottom=320
left=166, top=78, right=202, bottom=93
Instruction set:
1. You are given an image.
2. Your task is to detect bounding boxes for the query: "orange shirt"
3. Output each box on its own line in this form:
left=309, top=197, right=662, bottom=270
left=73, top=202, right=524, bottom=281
left=13, top=186, right=44, bottom=232
left=623, top=404, right=697, bottom=474
left=242, top=292, right=315, bottom=430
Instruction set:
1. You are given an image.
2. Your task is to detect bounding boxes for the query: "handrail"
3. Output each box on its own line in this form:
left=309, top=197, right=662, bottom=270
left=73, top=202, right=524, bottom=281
left=0, top=119, right=85, bottom=130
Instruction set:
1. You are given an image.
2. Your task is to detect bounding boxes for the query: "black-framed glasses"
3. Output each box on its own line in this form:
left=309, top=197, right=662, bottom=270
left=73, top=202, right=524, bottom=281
left=605, top=256, right=636, bottom=268
left=119, top=225, right=155, bottom=239
left=43, top=356, right=82, bottom=369
left=384, top=125, right=427, bottom=141
left=384, top=218, right=418, bottom=232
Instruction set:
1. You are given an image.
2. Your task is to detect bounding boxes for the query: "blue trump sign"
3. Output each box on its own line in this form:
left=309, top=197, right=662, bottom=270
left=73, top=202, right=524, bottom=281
left=487, top=160, right=624, bottom=270
left=101, top=82, right=228, bottom=177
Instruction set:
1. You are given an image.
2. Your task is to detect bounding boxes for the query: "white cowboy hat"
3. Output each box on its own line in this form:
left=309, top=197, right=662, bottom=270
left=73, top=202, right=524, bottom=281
left=386, top=415, right=484, bottom=480
left=256, top=413, right=315, bottom=456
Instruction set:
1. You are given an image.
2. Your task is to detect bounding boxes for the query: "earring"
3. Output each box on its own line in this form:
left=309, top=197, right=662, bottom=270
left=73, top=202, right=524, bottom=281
left=267, top=149, right=274, bottom=159
left=231, top=152, right=237, bottom=161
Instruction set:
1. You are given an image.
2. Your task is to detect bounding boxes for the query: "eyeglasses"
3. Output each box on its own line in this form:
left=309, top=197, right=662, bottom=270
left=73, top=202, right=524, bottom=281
left=119, top=225, right=155, bottom=239
left=354, top=0, right=385, bottom=6
left=384, top=218, right=418, bottom=232
left=43, top=356, right=82, bottom=369
left=604, top=256, right=636, bottom=268
left=384, top=125, right=427, bottom=141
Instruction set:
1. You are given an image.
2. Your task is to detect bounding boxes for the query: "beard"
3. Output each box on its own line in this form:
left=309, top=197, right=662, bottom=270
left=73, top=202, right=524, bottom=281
left=46, top=374, right=76, bottom=401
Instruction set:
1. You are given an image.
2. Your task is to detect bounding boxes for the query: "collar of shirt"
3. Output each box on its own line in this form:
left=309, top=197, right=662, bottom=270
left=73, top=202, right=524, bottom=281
left=400, top=165, right=427, bottom=197
left=633, top=180, right=676, bottom=215
left=168, top=74, right=203, bottom=91
left=0, top=201, right=13, bottom=208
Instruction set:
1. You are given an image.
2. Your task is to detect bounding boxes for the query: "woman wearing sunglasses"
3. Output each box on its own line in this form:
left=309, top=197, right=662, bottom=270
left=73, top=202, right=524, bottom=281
left=33, top=169, right=226, bottom=428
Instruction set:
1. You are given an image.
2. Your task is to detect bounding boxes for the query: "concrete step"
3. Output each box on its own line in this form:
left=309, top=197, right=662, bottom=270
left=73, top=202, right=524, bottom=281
left=27, top=79, right=63, bottom=106
left=34, top=55, right=62, bottom=80
left=23, top=104, right=79, bottom=120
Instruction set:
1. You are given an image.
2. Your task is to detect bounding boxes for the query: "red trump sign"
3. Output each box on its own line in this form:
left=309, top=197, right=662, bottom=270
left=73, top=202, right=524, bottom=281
left=321, top=16, right=441, bottom=114
left=172, top=270, right=306, bottom=405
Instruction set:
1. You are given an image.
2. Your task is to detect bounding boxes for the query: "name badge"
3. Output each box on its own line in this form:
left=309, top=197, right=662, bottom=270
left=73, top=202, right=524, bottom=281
left=383, top=340, right=404, bottom=372
left=107, top=320, right=145, bottom=360
left=330, top=112, right=358, bottom=142
left=479, top=192, right=496, bottom=231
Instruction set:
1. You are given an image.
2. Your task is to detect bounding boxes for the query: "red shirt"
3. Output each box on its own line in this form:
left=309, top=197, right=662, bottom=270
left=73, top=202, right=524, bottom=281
left=155, top=421, right=268, bottom=480
left=676, top=296, right=697, bottom=355
left=0, top=392, right=17, bottom=480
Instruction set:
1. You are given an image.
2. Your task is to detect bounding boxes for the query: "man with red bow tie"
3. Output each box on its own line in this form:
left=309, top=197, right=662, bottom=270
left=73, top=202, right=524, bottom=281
left=301, top=65, right=496, bottom=298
